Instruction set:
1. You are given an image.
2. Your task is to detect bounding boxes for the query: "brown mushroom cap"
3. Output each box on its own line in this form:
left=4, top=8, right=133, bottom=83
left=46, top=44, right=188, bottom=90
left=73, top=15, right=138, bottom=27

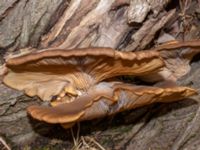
left=3, top=48, right=164, bottom=101
left=153, top=40, right=200, bottom=51
left=27, top=81, right=197, bottom=124
left=141, top=40, right=200, bottom=82
left=3, top=46, right=198, bottom=127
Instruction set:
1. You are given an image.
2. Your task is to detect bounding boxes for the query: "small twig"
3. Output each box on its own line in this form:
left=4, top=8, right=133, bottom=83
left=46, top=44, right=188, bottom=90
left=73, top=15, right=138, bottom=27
left=76, top=122, right=80, bottom=143
left=71, top=123, right=82, bottom=150
left=71, top=127, right=78, bottom=147
left=81, top=136, right=90, bottom=148
left=0, top=137, right=11, bottom=150
left=85, top=136, right=106, bottom=150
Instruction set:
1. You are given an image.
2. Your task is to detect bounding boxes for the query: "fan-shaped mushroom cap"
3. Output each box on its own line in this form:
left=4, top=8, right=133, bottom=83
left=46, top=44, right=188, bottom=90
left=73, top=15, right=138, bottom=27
left=3, top=48, right=164, bottom=101
left=27, top=82, right=197, bottom=124
left=2, top=46, right=198, bottom=127
left=153, top=40, right=200, bottom=51
left=141, top=40, right=200, bottom=82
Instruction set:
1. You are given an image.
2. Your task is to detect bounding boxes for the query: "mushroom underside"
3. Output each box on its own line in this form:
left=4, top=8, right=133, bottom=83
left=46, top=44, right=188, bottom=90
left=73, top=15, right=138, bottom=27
left=27, top=81, right=197, bottom=124
left=2, top=44, right=199, bottom=126
left=3, top=48, right=164, bottom=101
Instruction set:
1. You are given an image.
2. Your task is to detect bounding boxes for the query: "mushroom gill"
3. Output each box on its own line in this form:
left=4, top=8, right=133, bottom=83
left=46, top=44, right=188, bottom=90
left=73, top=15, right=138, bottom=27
left=27, top=82, right=197, bottom=124
left=141, top=40, right=200, bottom=82
left=3, top=47, right=164, bottom=101
left=1, top=46, right=198, bottom=127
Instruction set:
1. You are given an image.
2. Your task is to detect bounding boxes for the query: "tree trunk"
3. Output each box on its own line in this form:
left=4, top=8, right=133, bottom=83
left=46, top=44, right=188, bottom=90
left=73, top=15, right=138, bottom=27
left=0, top=0, right=200, bottom=149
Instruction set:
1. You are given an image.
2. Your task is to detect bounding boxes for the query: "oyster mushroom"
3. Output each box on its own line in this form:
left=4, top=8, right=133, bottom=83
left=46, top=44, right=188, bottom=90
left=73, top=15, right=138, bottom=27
left=141, top=40, right=200, bottom=82
left=2, top=47, right=197, bottom=127
left=3, top=48, right=163, bottom=101
left=27, top=82, right=196, bottom=124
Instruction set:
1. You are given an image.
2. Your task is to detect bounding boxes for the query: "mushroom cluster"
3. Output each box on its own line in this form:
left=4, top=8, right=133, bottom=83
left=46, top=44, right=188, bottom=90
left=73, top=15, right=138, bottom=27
left=2, top=40, right=200, bottom=128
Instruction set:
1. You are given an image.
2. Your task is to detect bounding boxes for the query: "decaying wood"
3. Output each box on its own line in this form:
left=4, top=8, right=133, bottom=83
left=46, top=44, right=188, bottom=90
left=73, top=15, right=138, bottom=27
left=0, top=0, right=200, bottom=149
left=124, top=9, right=176, bottom=51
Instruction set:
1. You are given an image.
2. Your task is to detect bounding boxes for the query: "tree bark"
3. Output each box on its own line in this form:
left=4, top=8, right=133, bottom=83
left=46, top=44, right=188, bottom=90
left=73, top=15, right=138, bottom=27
left=0, top=0, right=200, bottom=149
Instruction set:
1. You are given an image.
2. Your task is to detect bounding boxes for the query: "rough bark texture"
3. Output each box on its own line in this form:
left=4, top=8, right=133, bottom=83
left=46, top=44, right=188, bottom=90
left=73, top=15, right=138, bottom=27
left=0, top=0, right=200, bottom=149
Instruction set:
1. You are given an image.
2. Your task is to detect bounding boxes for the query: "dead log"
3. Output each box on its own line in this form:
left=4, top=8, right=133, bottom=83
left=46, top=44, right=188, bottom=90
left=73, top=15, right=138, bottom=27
left=0, top=0, right=200, bottom=149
